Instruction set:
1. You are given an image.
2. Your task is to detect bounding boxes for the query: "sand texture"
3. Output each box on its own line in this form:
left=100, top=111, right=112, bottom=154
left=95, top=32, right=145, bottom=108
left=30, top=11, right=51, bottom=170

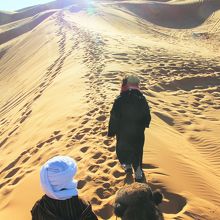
left=0, top=0, right=220, bottom=219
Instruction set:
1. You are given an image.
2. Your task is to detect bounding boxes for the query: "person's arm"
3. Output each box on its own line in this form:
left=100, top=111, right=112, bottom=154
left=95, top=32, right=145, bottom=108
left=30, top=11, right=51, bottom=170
left=108, top=97, right=121, bottom=137
left=144, top=98, right=151, bottom=128
left=79, top=199, right=98, bottom=220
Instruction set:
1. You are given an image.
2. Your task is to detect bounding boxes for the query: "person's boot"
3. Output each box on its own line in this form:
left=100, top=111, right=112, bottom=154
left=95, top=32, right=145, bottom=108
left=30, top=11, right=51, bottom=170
left=121, top=164, right=133, bottom=174
left=135, top=166, right=143, bottom=182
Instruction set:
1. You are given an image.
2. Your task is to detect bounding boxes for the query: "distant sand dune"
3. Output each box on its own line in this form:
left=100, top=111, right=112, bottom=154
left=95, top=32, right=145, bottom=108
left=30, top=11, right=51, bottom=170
left=0, top=11, right=57, bottom=45
left=0, top=0, right=75, bottom=25
left=119, top=0, right=220, bottom=28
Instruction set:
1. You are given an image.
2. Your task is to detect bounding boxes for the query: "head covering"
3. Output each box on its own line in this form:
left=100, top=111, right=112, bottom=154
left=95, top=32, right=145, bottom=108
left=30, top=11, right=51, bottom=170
left=121, top=75, right=140, bottom=93
left=40, top=156, right=78, bottom=200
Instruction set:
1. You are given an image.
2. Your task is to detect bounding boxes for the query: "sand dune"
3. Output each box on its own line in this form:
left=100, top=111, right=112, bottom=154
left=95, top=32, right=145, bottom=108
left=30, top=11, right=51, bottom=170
left=0, top=10, right=58, bottom=45
left=0, top=0, right=220, bottom=219
left=118, top=0, right=220, bottom=28
left=0, top=0, right=75, bottom=25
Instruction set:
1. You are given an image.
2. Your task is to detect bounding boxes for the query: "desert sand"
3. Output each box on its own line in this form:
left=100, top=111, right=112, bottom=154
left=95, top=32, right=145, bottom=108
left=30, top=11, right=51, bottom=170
left=0, top=0, right=220, bottom=219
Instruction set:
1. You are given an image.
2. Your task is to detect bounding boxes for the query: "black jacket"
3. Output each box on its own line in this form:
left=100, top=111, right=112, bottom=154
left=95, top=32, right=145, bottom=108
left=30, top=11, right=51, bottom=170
left=108, top=90, right=151, bottom=143
left=31, top=195, right=98, bottom=220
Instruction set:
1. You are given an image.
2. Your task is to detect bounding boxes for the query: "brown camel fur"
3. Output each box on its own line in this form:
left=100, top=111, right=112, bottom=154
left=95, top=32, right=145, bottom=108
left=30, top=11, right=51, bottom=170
left=114, top=182, right=164, bottom=220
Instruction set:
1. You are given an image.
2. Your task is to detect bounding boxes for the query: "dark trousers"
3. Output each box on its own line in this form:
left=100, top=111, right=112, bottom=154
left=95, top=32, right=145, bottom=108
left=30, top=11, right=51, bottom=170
left=116, top=138, right=144, bottom=171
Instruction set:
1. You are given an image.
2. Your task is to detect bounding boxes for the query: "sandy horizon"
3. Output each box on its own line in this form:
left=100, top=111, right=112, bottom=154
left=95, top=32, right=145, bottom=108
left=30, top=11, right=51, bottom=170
left=0, top=0, right=220, bottom=219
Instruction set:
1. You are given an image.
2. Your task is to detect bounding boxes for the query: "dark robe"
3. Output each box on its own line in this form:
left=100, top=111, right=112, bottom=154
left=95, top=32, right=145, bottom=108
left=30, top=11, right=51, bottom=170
left=31, top=195, right=98, bottom=220
left=108, top=89, right=151, bottom=170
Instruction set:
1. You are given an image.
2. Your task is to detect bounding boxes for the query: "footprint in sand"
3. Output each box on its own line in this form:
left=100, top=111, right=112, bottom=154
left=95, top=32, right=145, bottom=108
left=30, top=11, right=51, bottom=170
left=91, top=196, right=102, bottom=205
left=0, top=180, right=10, bottom=189
left=80, top=146, right=89, bottom=153
left=96, top=187, right=113, bottom=200
left=107, top=161, right=117, bottom=168
left=20, top=110, right=32, bottom=123
left=74, top=133, right=85, bottom=140
left=1, top=149, right=30, bottom=175
left=88, top=165, right=100, bottom=173
left=11, top=174, right=25, bottom=185
left=77, top=180, right=86, bottom=189
left=96, top=115, right=106, bottom=122
left=0, top=137, right=8, bottom=148
left=112, top=170, right=124, bottom=178
left=103, top=139, right=113, bottom=147
left=107, top=146, right=115, bottom=152
left=36, top=131, right=63, bottom=149
left=92, top=152, right=102, bottom=159
left=4, top=167, right=20, bottom=179
left=96, top=156, right=107, bottom=164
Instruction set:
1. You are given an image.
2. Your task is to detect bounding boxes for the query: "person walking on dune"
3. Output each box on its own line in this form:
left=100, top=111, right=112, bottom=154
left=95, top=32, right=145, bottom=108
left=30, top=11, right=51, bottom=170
left=108, top=75, right=151, bottom=182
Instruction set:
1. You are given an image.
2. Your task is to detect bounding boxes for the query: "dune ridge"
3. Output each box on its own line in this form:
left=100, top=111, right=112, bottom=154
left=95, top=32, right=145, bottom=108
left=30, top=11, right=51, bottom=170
left=0, top=0, right=77, bottom=25
left=0, top=0, right=220, bottom=219
left=117, top=0, right=220, bottom=28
